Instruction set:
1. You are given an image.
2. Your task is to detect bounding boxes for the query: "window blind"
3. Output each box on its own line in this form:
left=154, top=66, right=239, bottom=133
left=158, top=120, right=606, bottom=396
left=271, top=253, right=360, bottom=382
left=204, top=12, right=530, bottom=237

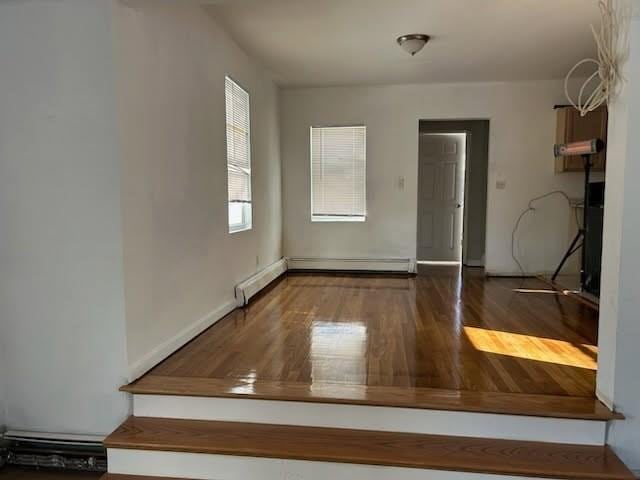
left=225, top=76, right=252, bottom=232
left=311, top=126, right=366, bottom=221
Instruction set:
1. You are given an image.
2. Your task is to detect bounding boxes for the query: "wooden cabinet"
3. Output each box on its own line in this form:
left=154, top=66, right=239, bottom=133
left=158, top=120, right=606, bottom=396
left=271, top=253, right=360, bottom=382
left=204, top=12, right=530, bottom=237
left=555, top=105, right=608, bottom=173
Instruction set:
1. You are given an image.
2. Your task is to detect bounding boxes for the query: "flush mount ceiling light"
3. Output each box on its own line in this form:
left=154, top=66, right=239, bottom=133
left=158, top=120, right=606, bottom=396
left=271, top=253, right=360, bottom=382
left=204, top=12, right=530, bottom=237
left=397, top=34, right=430, bottom=56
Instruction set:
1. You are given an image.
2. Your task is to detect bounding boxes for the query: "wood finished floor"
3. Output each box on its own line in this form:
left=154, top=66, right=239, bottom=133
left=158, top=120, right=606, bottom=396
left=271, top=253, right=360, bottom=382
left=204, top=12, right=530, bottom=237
left=135, top=266, right=598, bottom=399
left=105, top=417, right=634, bottom=480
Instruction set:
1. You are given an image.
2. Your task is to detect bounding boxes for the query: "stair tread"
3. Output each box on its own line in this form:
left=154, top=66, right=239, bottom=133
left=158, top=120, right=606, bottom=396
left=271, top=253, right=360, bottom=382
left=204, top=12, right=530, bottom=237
left=104, top=417, right=634, bottom=480
left=121, top=375, right=622, bottom=421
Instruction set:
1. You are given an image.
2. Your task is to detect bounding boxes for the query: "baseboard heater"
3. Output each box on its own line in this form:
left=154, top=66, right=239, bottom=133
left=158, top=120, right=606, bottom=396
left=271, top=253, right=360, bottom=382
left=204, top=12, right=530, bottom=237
left=1, top=431, right=106, bottom=472
left=286, top=257, right=415, bottom=273
left=235, top=258, right=287, bottom=306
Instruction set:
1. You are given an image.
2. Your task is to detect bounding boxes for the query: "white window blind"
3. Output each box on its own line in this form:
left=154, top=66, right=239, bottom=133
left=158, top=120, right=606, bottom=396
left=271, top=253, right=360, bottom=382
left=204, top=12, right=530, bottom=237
left=225, top=76, right=252, bottom=233
left=311, top=126, right=366, bottom=221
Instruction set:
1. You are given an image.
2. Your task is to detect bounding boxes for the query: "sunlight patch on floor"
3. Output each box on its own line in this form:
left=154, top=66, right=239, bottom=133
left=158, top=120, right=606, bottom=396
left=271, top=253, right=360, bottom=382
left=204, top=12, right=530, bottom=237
left=464, top=326, right=597, bottom=370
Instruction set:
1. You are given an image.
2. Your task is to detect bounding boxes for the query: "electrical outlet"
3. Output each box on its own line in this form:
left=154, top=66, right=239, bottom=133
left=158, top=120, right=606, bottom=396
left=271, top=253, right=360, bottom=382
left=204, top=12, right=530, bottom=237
left=398, top=176, right=405, bottom=190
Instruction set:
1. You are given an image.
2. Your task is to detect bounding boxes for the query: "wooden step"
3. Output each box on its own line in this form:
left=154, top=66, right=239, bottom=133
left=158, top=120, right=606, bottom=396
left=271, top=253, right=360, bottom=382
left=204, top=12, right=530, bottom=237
left=104, top=417, right=634, bottom=480
left=122, top=375, right=622, bottom=421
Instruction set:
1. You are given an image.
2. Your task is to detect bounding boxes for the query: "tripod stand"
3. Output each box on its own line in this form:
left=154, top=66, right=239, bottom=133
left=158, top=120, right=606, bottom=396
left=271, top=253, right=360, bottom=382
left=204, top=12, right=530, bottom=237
left=551, top=154, right=592, bottom=287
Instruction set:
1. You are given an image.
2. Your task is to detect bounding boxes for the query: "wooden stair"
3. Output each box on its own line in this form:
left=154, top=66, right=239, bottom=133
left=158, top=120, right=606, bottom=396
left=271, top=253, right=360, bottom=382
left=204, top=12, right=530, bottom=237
left=105, top=416, right=635, bottom=480
left=122, top=375, right=621, bottom=421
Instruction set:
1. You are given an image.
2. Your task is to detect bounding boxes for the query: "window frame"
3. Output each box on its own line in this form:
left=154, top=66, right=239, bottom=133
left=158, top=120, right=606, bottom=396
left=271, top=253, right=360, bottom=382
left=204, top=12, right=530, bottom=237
left=309, top=125, right=367, bottom=223
left=225, top=75, right=253, bottom=234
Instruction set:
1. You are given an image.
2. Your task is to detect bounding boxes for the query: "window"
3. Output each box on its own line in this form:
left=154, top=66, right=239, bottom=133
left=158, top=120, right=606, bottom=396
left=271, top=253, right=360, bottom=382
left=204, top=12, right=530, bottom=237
left=225, top=76, right=252, bottom=233
left=310, top=126, right=366, bottom=222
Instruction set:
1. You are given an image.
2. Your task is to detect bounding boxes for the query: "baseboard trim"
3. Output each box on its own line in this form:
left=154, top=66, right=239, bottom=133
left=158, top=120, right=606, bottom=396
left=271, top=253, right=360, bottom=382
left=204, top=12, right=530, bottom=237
left=463, top=259, right=485, bottom=267
left=128, top=299, right=237, bottom=382
left=235, top=258, right=287, bottom=306
left=596, top=388, right=615, bottom=410
left=287, top=257, right=415, bottom=273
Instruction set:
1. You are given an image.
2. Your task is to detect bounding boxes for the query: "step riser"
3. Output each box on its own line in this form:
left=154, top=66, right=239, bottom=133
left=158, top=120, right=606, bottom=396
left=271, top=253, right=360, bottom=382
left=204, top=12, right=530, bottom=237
left=108, top=449, right=560, bottom=480
left=133, top=394, right=607, bottom=445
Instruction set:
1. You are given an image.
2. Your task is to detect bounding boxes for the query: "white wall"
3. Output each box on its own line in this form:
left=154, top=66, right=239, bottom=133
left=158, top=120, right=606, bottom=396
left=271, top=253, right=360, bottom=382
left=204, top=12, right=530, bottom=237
left=280, top=81, right=585, bottom=275
left=113, top=1, right=283, bottom=376
left=597, top=0, right=640, bottom=472
left=0, top=0, right=129, bottom=436
left=0, top=344, right=6, bottom=430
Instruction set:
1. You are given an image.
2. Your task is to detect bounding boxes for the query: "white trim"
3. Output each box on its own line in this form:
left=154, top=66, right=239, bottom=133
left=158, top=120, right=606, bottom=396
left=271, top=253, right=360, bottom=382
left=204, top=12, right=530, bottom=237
left=107, top=449, right=560, bottom=480
left=463, top=259, right=485, bottom=267
left=596, top=387, right=615, bottom=410
left=417, top=260, right=461, bottom=266
left=408, top=258, right=417, bottom=273
left=311, top=215, right=366, bottom=222
left=235, top=258, right=287, bottom=306
left=128, top=299, right=237, bottom=382
left=133, top=395, right=606, bottom=446
left=286, top=257, right=413, bottom=273
left=4, top=430, right=105, bottom=444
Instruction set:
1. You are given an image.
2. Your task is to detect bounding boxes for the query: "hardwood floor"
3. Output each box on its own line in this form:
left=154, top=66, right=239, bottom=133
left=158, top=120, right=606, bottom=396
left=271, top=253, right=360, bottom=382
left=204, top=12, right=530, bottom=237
left=136, top=266, right=598, bottom=399
left=105, top=417, right=634, bottom=480
left=123, top=375, right=618, bottom=420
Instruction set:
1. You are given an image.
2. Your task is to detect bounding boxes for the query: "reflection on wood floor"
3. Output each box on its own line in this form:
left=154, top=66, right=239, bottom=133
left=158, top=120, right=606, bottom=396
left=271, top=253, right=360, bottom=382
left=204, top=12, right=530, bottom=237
left=145, top=266, right=598, bottom=398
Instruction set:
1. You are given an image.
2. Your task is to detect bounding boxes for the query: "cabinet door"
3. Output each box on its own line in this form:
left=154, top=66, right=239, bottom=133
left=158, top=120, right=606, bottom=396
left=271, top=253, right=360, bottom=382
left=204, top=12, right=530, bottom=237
left=555, top=106, right=608, bottom=172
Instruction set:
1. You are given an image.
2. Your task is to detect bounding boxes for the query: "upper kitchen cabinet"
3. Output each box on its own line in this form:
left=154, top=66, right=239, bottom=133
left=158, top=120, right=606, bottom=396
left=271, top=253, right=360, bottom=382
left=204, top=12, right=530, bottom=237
left=555, top=105, right=608, bottom=173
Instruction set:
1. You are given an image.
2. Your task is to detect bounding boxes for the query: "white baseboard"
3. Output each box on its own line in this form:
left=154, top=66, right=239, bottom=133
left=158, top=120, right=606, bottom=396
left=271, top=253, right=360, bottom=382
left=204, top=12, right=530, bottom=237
left=128, top=260, right=288, bottom=381
left=596, top=388, right=615, bottom=410
left=128, top=299, right=237, bottom=382
left=235, top=258, right=287, bottom=306
left=287, top=257, right=414, bottom=273
left=463, top=259, right=484, bottom=267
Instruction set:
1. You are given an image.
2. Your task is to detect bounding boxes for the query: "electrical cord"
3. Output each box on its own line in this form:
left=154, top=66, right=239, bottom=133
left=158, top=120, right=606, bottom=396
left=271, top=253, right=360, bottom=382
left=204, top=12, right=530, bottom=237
left=564, top=0, right=627, bottom=116
left=511, top=191, right=577, bottom=278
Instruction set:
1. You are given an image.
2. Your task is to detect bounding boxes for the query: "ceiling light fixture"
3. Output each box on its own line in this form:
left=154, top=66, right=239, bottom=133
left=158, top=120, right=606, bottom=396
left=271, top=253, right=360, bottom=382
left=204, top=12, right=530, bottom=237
left=397, top=34, right=430, bottom=56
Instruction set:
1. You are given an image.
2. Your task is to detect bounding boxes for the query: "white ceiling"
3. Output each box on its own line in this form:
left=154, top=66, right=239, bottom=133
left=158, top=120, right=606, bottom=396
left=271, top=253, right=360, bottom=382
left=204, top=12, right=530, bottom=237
left=207, top=0, right=601, bottom=88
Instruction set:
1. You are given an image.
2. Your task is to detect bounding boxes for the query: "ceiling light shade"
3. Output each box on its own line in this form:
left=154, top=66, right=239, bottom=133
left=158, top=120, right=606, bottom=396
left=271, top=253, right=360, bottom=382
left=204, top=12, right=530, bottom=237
left=397, top=34, right=430, bottom=56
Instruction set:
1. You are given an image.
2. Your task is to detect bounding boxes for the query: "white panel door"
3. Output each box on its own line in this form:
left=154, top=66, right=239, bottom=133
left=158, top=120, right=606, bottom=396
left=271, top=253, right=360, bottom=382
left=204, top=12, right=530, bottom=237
left=417, top=133, right=466, bottom=262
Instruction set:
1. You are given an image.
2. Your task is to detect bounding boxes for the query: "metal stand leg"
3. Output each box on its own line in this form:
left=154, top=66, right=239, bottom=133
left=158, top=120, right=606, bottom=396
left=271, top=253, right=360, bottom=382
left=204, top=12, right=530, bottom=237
left=551, top=229, right=584, bottom=282
left=551, top=154, right=592, bottom=285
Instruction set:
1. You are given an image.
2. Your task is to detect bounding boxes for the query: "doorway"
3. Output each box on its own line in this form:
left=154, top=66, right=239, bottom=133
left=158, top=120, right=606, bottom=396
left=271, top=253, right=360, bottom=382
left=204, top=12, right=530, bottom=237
left=417, top=133, right=466, bottom=263
left=417, top=120, right=489, bottom=266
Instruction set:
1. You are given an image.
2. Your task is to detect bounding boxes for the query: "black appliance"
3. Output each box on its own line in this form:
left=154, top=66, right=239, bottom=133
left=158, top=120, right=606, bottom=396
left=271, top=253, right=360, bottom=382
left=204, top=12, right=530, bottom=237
left=583, top=182, right=605, bottom=296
